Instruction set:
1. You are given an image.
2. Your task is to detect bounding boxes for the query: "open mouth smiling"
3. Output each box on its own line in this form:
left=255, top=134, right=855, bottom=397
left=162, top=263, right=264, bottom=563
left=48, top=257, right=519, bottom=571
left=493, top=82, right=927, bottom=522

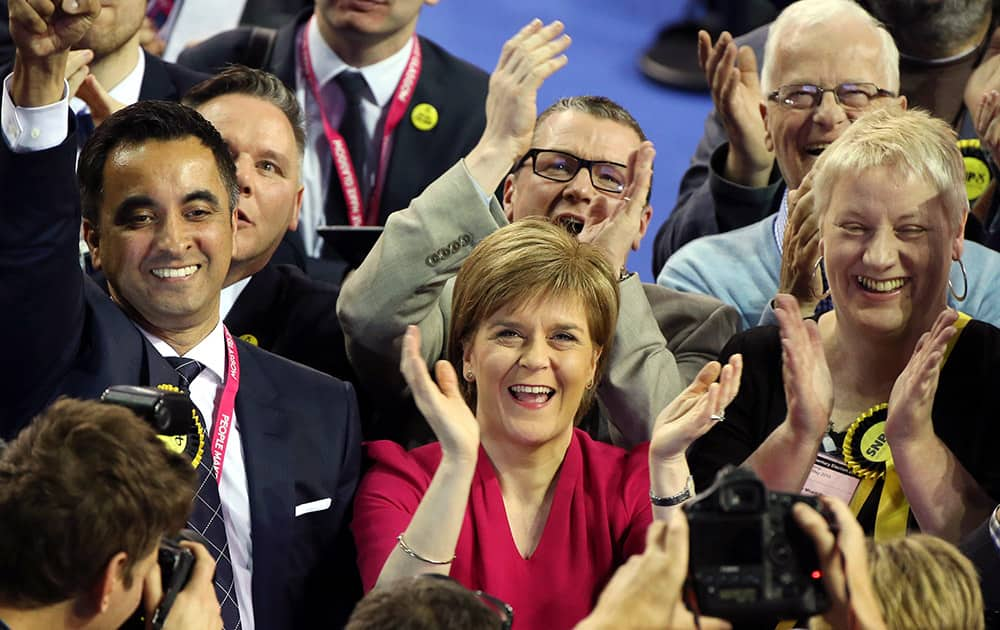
left=508, top=384, right=556, bottom=404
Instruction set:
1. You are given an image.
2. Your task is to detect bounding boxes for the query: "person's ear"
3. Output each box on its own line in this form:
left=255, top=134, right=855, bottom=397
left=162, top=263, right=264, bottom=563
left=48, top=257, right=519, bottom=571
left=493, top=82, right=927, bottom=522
left=93, top=551, right=129, bottom=614
left=82, top=219, right=102, bottom=269
left=289, top=184, right=304, bottom=231
left=502, top=173, right=517, bottom=222
left=762, top=102, right=774, bottom=153
left=953, top=212, right=967, bottom=261
left=632, top=204, right=654, bottom=250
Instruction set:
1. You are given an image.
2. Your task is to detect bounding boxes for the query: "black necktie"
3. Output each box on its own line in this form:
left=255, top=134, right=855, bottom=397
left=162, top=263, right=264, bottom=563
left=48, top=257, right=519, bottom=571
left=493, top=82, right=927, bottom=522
left=164, top=356, right=242, bottom=630
left=334, top=71, right=370, bottom=205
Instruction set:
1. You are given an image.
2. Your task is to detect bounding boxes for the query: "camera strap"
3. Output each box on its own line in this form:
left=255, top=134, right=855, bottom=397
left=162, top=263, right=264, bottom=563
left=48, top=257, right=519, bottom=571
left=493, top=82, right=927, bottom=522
left=208, top=327, right=240, bottom=485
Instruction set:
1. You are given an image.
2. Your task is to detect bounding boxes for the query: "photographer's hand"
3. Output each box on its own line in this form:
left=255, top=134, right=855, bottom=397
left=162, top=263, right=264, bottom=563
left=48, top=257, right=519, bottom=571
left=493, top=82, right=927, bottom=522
left=793, top=498, right=886, bottom=630
left=575, top=515, right=732, bottom=630
left=143, top=542, right=223, bottom=630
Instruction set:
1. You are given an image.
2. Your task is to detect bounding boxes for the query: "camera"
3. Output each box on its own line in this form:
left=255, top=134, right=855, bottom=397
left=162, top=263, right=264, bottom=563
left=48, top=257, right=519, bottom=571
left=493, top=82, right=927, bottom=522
left=100, top=386, right=204, bottom=630
left=684, top=466, right=831, bottom=621
left=121, top=531, right=202, bottom=630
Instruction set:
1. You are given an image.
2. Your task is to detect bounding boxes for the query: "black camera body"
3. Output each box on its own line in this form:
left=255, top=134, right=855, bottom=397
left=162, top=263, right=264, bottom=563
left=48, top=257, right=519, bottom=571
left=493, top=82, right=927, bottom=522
left=685, top=467, right=830, bottom=621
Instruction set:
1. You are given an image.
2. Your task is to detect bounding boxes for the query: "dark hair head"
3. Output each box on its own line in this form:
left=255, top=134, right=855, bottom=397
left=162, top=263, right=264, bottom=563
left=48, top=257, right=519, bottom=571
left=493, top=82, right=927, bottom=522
left=78, top=100, right=239, bottom=225
left=0, top=398, right=196, bottom=607
left=182, top=64, right=306, bottom=163
left=346, top=575, right=505, bottom=630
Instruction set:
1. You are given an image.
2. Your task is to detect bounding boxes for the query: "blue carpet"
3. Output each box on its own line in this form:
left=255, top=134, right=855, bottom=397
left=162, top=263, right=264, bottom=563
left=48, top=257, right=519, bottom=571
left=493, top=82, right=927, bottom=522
left=418, top=1, right=714, bottom=281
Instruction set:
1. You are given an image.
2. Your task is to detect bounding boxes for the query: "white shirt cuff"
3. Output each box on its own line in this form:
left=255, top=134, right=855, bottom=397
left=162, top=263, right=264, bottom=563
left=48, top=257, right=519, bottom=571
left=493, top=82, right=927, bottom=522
left=1, top=73, right=70, bottom=153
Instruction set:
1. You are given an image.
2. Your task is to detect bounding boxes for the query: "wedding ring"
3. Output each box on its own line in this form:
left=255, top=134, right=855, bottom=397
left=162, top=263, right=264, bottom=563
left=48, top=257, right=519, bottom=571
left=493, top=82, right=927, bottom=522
left=623, top=195, right=632, bottom=202
left=710, top=412, right=726, bottom=422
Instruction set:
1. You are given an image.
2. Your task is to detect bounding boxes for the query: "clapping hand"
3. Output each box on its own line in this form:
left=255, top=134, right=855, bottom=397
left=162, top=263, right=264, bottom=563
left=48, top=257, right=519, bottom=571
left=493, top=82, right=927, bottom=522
left=399, top=325, right=480, bottom=461
left=578, top=141, right=655, bottom=271
left=775, top=293, right=833, bottom=440
left=699, top=30, right=772, bottom=187
left=477, top=19, right=571, bottom=167
left=778, top=170, right=824, bottom=316
left=885, top=308, right=958, bottom=445
left=649, top=353, right=743, bottom=463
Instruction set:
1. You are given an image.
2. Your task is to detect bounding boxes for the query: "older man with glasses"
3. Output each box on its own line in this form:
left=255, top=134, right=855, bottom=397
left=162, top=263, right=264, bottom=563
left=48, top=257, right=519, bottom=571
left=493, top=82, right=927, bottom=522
left=337, top=20, right=740, bottom=448
left=656, top=0, right=1000, bottom=330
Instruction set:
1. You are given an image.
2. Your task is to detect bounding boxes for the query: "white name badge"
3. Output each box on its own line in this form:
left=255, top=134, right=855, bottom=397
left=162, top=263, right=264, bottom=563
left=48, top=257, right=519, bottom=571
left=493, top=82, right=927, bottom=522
left=801, top=453, right=860, bottom=504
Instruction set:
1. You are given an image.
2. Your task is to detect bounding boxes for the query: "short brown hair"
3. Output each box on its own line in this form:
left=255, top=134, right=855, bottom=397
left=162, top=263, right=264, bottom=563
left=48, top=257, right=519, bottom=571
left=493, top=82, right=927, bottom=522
left=0, top=398, right=196, bottom=607
left=447, top=218, right=619, bottom=421
left=183, top=64, right=306, bottom=165
left=346, top=575, right=504, bottom=630
left=867, top=534, right=984, bottom=630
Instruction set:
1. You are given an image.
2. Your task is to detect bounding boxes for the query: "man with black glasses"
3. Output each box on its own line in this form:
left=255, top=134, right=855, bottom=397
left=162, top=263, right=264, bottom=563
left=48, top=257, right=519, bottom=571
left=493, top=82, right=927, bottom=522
left=338, top=20, right=740, bottom=448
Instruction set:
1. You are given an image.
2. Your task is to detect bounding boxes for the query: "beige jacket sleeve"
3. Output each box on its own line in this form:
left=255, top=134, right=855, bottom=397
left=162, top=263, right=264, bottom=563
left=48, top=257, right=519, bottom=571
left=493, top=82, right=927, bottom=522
left=599, top=279, right=742, bottom=447
left=337, top=160, right=508, bottom=398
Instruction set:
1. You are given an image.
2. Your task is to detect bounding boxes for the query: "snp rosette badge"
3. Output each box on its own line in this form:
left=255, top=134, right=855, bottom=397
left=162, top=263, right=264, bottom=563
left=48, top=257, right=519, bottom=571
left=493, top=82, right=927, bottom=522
left=843, top=403, right=890, bottom=480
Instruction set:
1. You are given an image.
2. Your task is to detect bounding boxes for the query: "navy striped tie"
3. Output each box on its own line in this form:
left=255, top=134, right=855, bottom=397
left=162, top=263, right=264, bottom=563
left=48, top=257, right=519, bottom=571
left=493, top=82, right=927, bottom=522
left=164, top=356, right=242, bottom=629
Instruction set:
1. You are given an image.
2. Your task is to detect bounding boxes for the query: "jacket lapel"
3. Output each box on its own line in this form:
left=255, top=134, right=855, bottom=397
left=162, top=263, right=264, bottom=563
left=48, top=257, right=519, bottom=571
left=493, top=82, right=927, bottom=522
left=231, top=342, right=293, bottom=628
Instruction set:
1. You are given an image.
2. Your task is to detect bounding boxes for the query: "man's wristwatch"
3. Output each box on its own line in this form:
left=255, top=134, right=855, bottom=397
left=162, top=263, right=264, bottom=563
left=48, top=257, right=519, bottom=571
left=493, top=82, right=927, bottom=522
left=650, top=475, right=695, bottom=506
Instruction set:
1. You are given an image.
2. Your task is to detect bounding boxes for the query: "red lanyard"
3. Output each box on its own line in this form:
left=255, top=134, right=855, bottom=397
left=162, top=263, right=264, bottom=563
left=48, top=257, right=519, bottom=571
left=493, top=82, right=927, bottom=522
left=208, top=326, right=240, bottom=485
left=299, top=18, right=423, bottom=226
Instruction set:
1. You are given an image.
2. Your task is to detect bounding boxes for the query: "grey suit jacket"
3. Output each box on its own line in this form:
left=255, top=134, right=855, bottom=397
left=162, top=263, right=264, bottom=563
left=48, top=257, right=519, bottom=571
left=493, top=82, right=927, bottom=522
left=337, top=161, right=741, bottom=447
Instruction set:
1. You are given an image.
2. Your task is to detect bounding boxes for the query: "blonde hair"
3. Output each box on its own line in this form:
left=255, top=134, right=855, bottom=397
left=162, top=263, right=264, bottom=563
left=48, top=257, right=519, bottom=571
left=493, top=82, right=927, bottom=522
left=447, top=218, right=619, bottom=420
left=812, top=107, right=968, bottom=231
left=867, top=534, right=983, bottom=630
left=761, top=0, right=900, bottom=94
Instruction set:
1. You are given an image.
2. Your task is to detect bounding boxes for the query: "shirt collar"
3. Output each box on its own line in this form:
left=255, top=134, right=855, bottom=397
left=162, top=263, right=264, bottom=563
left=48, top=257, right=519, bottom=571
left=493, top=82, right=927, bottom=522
left=305, top=17, right=415, bottom=108
left=220, top=276, right=252, bottom=320
left=71, top=45, right=146, bottom=114
left=139, top=318, right=227, bottom=383
left=773, top=188, right=790, bottom=256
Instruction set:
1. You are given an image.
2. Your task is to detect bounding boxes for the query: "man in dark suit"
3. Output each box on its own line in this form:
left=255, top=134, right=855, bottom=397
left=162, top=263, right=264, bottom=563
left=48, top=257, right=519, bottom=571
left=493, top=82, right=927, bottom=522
left=182, top=65, right=358, bottom=396
left=1, top=3, right=360, bottom=628
left=177, top=0, right=488, bottom=283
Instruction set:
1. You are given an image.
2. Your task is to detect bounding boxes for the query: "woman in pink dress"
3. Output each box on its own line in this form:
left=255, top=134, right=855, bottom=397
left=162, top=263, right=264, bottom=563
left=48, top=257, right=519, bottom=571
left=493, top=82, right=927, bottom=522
left=352, top=219, right=742, bottom=629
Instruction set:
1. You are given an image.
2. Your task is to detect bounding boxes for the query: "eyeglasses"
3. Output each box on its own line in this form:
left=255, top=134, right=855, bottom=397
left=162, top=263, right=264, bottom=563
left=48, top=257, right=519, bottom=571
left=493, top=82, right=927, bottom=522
left=515, top=148, right=628, bottom=194
left=418, top=574, right=514, bottom=630
left=767, top=83, right=896, bottom=110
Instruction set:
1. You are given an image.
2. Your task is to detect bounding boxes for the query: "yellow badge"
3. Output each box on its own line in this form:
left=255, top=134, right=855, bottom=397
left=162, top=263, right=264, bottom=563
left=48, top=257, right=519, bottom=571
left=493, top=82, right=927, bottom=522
left=843, top=403, right=890, bottom=480
left=239, top=333, right=259, bottom=346
left=410, top=103, right=439, bottom=131
left=958, top=138, right=991, bottom=202
left=154, top=383, right=205, bottom=469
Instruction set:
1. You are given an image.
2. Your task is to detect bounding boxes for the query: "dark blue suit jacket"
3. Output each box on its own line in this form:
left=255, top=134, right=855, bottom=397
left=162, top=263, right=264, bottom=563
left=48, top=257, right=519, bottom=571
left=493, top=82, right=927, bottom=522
left=0, top=128, right=362, bottom=628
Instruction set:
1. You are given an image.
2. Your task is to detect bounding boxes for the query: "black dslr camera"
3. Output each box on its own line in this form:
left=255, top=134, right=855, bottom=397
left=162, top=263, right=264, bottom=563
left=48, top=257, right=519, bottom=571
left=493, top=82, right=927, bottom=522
left=100, top=386, right=201, bottom=630
left=684, top=467, right=831, bottom=621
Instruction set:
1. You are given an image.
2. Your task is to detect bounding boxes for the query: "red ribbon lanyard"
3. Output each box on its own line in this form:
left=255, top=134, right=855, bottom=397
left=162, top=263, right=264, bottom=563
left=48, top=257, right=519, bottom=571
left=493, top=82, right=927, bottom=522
left=209, top=326, right=240, bottom=485
left=299, top=18, right=423, bottom=226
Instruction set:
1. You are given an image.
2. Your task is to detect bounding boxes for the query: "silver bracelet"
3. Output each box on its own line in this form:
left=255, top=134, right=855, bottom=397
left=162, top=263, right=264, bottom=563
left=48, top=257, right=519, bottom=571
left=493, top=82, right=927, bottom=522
left=396, top=533, right=455, bottom=565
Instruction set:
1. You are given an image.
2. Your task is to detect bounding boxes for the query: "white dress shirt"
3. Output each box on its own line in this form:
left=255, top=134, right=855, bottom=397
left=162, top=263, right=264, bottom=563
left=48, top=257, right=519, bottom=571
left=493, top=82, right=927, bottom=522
left=220, top=276, right=252, bottom=320
left=295, top=18, right=414, bottom=256
left=70, top=45, right=146, bottom=118
left=161, top=0, right=250, bottom=63
left=141, top=320, right=256, bottom=630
